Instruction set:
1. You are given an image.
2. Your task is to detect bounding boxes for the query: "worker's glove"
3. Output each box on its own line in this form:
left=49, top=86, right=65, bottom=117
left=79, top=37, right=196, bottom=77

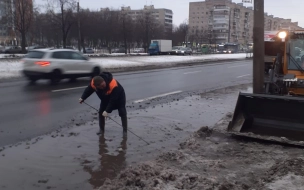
left=102, top=111, right=108, bottom=119
left=79, top=98, right=84, bottom=104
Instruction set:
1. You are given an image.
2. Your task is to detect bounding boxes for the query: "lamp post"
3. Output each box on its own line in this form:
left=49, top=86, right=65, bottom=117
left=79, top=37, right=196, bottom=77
left=253, top=0, right=264, bottom=93
left=77, top=0, right=81, bottom=51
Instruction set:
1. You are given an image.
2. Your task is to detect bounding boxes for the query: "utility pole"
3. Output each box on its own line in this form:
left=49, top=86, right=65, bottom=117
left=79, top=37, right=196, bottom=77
left=253, top=0, right=264, bottom=93
left=77, top=0, right=81, bottom=52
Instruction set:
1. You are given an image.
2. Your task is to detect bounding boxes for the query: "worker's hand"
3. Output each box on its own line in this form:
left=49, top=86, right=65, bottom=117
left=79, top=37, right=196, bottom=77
left=102, top=111, right=108, bottom=119
left=79, top=98, right=84, bottom=104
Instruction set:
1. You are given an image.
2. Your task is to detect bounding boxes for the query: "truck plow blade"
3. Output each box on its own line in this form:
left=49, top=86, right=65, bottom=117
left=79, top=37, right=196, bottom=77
left=227, top=93, right=304, bottom=146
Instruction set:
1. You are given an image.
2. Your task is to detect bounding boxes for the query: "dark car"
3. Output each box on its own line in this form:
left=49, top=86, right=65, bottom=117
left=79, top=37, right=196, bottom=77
left=3, top=46, right=22, bottom=54
left=177, top=47, right=192, bottom=55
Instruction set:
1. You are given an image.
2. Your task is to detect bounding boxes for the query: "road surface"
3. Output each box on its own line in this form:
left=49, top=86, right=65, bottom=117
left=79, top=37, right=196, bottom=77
left=0, top=60, right=252, bottom=146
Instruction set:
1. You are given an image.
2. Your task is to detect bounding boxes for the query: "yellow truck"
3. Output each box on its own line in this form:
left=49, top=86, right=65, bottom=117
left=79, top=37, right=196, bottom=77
left=228, top=29, right=304, bottom=146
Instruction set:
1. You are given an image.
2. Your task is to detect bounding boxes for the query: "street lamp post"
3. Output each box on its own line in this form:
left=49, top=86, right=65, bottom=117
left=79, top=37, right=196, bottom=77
left=253, top=0, right=264, bottom=93
left=77, top=0, right=81, bottom=52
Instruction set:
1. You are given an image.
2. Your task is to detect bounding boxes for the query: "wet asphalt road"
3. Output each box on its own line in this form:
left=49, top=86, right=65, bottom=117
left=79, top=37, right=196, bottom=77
left=0, top=60, right=252, bottom=147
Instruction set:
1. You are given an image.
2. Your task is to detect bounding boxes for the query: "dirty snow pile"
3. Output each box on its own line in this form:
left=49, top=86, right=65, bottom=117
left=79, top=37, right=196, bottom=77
left=0, top=59, right=23, bottom=78
left=98, top=118, right=304, bottom=190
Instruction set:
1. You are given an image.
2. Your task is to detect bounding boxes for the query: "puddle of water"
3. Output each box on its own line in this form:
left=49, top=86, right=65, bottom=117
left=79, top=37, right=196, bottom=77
left=0, top=84, right=252, bottom=189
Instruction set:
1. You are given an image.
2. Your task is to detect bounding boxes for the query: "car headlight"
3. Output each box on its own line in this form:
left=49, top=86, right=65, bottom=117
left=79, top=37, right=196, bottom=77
left=278, top=31, right=287, bottom=39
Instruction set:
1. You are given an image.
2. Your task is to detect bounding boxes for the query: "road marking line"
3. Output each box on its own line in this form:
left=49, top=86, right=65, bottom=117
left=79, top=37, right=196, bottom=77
left=52, top=86, right=87, bottom=92
left=133, top=90, right=182, bottom=103
left=237, top=74, right=251, bottom=78
left=228, top=64, right=248, bottom=68
left=184, top=71, right=202, bottom=74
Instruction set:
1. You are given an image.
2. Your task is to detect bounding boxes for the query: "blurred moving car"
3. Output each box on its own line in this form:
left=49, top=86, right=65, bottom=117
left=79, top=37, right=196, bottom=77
left=170, top=46, right=183, bottom=55
left=177, top=47, right=193, bottom=55
left=22, top=49, right=102, bottom=84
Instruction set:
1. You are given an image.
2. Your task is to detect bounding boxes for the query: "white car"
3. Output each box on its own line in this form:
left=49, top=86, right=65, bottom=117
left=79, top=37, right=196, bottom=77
left=82, top=47, right=95, bottom=54
left=22, top=49, right=102, bottom=84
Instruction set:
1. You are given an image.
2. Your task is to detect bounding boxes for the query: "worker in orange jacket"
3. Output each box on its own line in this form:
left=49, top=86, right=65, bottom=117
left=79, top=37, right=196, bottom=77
left=79, top=72, right=127, bottom=135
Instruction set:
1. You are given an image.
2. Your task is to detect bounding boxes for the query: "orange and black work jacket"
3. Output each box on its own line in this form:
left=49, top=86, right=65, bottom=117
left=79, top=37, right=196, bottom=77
left=81, top=72, right=126, bottom=113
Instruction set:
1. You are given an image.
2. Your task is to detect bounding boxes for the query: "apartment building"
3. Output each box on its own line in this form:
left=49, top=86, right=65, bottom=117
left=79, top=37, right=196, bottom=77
left=102, top=5, right=173, bottom=36
left=0, top=0, right=12, bottom=43
left=189, top=0, right=303, bottom=47
left=0, top=0, right=34, bottom=45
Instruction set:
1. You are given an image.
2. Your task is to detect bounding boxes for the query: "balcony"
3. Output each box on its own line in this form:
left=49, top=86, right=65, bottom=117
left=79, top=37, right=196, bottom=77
left=213, top=30, right=229, bottom=33
left=213, top=20, right=229, bottom=24
left=215, top=36, right=228, bottom=39
left=213, top=15, right=229, bottom=19
left=213, top=25, right=229, bottom=30
left=213, top=7, right=230, bottom=12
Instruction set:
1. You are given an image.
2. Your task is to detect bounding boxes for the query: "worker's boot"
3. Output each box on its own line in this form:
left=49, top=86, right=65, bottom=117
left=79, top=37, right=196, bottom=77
left=121, top=116, right=128, bottom=135
left=97, top=114, right=105, bottom=135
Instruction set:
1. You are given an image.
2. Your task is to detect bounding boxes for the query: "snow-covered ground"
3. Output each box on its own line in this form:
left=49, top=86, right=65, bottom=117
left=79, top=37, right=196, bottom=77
left=0, top=53, right=247, bottom=79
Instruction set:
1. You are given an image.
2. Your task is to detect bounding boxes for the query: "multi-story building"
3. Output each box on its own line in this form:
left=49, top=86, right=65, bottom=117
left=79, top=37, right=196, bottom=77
left=189, top=0, right=303, bottom=47
left=110, top=5, right=173, bottom=36
left=0, top=0, right=12, bottom=43
left=0, top=0, right=33, bottom=45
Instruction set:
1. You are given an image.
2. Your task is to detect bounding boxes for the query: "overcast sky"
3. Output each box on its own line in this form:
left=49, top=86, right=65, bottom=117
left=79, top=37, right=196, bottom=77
left=35, top=0, right=304, bottom=27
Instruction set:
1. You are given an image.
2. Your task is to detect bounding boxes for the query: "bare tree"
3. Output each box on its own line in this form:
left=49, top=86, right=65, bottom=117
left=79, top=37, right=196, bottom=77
left=12, top=0, right=34, bottom=53
left=46, top=0, right=76, bottom=48
left=119, top=10, right=134, bottom=54
left=100, top=9, right=120, bottom=53
left=136, top=10, right=165, bottom=52
left=172, top=22, right=188, bottom=46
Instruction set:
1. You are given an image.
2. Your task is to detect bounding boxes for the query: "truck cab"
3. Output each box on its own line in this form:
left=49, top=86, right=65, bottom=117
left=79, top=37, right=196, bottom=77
left=148, top=42, right=159, bottom=55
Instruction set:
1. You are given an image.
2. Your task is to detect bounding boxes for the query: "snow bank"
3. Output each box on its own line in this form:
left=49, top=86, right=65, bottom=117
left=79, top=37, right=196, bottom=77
left=0, top=60, right=23, bottom=78
left=92, top=53, right=247, bottom=69
left=0, top=53, right=247, bottom=79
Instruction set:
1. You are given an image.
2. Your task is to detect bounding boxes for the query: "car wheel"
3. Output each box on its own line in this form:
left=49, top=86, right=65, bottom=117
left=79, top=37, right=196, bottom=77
left=28, top=77, right=38, bottom=85
left=69, top=77, right=77, bottom=83
left=91, top=67, right=100, bottom=78
left=50, top=69, right=62, bottom=84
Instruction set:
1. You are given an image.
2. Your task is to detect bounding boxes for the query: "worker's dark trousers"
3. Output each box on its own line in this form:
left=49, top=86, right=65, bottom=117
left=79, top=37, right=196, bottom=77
left=99, top=106, right=127, bottom=132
